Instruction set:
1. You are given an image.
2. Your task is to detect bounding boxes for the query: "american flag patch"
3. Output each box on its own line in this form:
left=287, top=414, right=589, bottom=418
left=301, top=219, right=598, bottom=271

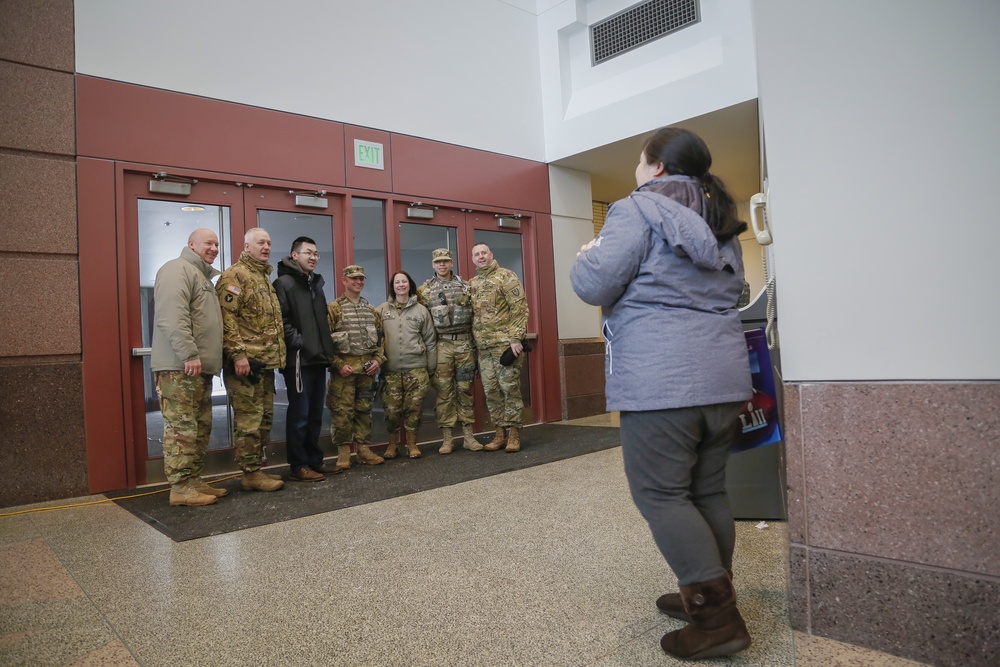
left=226, top=284, right=241, bottom=296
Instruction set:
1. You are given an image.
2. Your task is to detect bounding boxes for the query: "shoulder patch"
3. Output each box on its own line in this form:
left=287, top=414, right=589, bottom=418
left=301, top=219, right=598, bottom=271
left=226, top=284, right=241, bottom=296
left=510, top=287, right=521, bottom=297
left=225, top=293, right=234, bottom=302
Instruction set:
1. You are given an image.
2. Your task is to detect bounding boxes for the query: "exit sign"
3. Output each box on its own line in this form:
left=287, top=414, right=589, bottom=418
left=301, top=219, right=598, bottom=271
left=354, top=139, right=384, bottom=170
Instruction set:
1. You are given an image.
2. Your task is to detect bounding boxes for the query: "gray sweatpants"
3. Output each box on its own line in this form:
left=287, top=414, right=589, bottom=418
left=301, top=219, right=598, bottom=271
left=620, top=403, right=743, bottom=586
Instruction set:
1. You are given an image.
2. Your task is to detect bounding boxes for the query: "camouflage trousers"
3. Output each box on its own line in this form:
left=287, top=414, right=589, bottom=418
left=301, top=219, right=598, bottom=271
left=432, top=337, right=475, bottom=428
left=327, top=358, right=375, bottom=446
left=223, top=368, right=275, bottom=472
left=383, top=368, right=430, bottom=433
left=478, top=345, right=524, bottom=428
left=155, top=371, right=213, bottom=485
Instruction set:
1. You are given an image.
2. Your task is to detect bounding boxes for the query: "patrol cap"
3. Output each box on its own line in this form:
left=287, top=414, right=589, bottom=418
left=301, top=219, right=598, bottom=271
left=431, top=248, right=453, bottom=262
left=343, top=264, right=365, bottom=278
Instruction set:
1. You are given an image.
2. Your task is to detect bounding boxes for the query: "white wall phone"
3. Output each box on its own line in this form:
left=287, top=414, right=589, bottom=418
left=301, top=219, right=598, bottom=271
left=749, top=189, right=778, bottom=349
left=750, top=191, right=773, bottom=246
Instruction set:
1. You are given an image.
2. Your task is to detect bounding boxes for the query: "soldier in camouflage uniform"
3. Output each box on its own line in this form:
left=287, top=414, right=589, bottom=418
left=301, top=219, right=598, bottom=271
left=326, top=264, right=386, bottom=469
left=377, top=271, right=437, bottom=459
left=417, top=248, right=482, bottom=454
left=216, top=227, right=287, bottom=492
left=470, top=242, right=530, bottom=452
left=151, top=228, right=226, bottom=507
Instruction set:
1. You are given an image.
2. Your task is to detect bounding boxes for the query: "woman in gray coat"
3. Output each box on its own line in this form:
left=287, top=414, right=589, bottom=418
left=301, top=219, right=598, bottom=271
left=376, top=271, right=437, bottom=459
left=570, top=127, right=753, bottom=660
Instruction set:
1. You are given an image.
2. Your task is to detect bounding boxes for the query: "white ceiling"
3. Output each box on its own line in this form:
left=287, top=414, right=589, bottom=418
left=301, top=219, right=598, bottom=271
left=551, top=99, right=761, bottom=204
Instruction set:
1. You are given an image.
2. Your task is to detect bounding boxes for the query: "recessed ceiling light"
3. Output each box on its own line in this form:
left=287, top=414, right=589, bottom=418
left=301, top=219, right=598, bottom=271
left=181, top=205, right=205, bottom=212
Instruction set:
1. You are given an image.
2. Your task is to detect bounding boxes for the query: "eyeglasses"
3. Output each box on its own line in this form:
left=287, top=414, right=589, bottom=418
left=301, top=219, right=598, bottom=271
left=296, top=251, right=319, bottom=258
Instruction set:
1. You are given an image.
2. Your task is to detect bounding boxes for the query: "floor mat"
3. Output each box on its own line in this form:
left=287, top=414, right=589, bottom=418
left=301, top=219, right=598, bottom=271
left=108, top=423, right=620, bottom=542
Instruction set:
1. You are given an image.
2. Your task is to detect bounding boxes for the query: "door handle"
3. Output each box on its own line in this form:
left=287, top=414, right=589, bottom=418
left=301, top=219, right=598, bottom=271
left=131, top=347, right=152, bottom=357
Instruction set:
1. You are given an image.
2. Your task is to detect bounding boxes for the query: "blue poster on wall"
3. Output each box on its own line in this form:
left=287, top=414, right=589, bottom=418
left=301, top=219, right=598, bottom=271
left=733, top=328, right=782, bottom=452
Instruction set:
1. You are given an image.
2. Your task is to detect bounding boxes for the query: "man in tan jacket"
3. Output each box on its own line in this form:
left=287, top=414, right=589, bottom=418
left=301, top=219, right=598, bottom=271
left=151, top=228, right=226, bottom=507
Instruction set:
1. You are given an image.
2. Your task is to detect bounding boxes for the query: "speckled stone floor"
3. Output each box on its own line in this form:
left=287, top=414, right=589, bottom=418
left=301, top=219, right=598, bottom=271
left=0, top=417, right=928, bottom=666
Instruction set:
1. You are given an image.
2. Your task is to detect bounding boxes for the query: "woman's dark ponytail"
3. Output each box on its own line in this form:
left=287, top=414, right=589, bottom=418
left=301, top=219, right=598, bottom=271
left=643, top=128, right=748, bottom=243
left=699, top=172, right=747, bottom=243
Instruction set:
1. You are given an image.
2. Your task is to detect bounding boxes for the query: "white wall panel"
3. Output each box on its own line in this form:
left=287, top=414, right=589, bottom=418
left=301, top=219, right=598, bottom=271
left=753, top=0, right=1000, bottom=380
left=550, top=165, right=600, bottom=339
left=74, top=0, right=546, bottom=161
left=538, top=0, right=757, bottom=161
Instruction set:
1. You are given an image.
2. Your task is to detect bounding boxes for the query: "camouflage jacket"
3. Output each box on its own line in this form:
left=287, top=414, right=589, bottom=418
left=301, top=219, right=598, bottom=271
left=469, top=259, right=529, bottom=349
left=326, top=294, right=386, bottom=371
left=216, top=252, right=287, bottom=370
left=416, top=273, right=473, bottom=335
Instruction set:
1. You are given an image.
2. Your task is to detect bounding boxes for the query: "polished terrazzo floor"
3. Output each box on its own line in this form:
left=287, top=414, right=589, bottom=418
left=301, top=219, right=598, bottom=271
left=0, top=418, right=927, bottom=666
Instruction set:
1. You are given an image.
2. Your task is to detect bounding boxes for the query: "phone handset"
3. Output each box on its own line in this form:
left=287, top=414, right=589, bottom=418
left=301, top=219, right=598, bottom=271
left=750, top=192, right=773, bottom=246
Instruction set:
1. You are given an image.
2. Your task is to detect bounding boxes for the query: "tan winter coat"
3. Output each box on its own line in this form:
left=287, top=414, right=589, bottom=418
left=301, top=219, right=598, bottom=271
left=150, top=246, right=224, bottom=374
left=376, top=296, right=437, bottom=373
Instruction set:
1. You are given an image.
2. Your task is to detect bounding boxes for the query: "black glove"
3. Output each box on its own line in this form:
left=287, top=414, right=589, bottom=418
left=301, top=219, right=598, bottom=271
left=500, top=342, right=532, bottom=366
left=247, top=359, right=268, bottom=384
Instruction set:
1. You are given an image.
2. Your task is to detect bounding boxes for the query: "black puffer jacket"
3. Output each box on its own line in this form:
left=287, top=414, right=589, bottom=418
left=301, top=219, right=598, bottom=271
left=273, top=257, right=335, bottom=369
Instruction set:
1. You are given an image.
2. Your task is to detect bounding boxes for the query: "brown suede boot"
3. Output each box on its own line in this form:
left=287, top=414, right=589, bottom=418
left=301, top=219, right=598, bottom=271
left=655, top=593, right=692, bottom=623
left=657, top=571, right=733, bottom=623
left=383, top=433, right=399, bottom=459
left=335, top=444, right=352, bottom=471
left=462, top=424, right=483, bottom=451
left=483, top=426, right=507, bottom=451
left=438, top=427, right=454, bottom=454
left=169, top=479, right=218, bottom=507
left=659, top=575, right=751, bottom=660
left=505, top=427, right=521, bottom=452
left=356, top=444, right=384, bottom=465
left=240, top=470, right=284, bottom=492
left=405, top=431, right=421, bottom=458
left=192, top=477, right=228, bottom=498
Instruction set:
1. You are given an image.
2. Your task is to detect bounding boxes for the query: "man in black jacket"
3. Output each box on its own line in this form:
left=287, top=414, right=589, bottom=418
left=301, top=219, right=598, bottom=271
left=274, top=237, right=336, bottom=481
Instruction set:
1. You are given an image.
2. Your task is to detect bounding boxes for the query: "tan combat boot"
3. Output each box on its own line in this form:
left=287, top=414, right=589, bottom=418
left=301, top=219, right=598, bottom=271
left=169, top=479, right=218, bottom=507
left=438, top=427, right=454, bottom=454
left=383, top=432, right=399, bottom=459
left=241, top=470, right=284, bottom=492
left=505, top=427, right=521, bottom=453
left=335, top=444, right=352, bottom=471
left=405, top=431, right=422, bottom=459
left=462, top=424, right=483, bottom=451
left=484, top=426, right=507, bottom=451
left=356, top=444, right=384, bottom=465
left=192, top=477, right=228, bottom=498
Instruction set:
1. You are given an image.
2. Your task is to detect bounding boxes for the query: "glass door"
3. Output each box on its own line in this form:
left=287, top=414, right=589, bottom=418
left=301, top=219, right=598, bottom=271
left=123, top=174, right=244, bottom=484
left=243, top=187, right=343, bottom=464
left=393, top=205, right=467, bottom=444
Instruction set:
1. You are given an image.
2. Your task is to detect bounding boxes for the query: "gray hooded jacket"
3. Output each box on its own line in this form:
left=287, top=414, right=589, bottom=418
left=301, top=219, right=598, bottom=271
left=569, top=175, right=751, bottom=412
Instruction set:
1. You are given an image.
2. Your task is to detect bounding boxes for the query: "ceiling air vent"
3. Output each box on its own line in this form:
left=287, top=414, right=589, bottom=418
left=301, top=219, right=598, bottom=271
left=591, top=0, right=700, bottom=65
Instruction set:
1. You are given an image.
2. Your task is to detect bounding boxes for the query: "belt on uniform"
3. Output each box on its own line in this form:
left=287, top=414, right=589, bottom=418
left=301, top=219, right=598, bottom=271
left=439, top=333, right=471, bottom=340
